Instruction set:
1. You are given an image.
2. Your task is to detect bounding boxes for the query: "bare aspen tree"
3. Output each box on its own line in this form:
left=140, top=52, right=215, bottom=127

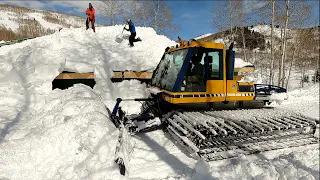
left=152, top=1, right=161, bottom=32
left=122, top=1, right=140, bottom=23
left=229, top=0, right=234, bottom=42
left=269, top=0, right=275, bottom=85
left=98, top=0, right=123, bottom=26
left=285, top=1, right=313, bottom=89
left=233, top=1, right=249, bottom=62
left=278, top=0, right=290, bottom=87
left=212, top=1, right=237, bottom=46
left=148, top=0, right=179, bottom=36
left=212, top=1, right=231, bottom=32
left=136, top=1, right=153, bottom=27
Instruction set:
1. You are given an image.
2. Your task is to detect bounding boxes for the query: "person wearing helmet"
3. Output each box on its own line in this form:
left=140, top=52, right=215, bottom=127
left=124, top=19, right=141, bottom=47
left=85, top=3, right=95, bottom=32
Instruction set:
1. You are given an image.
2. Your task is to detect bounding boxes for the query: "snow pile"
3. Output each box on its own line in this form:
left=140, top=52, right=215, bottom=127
left=0, top=25, right=174, bottom=109
left=0, top=25, right=172, bottom=179
left=0, top=85, right=123, bottom=179
left=238, top=73, right=263, bottom=83
left=210, top=147, right=319, bottom=180
left=237, top=71, right=263, bottom=83
left=234, top=58, right=252, bottom=68
left=269, top=92, right=288, bottom=105
left=1, top=25, right=175, bottom=73
left=234, top=58, right=264, bottom=84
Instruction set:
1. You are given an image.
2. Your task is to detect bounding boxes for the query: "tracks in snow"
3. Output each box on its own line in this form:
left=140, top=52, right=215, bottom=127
left=165, top=109, right=319, bottom=161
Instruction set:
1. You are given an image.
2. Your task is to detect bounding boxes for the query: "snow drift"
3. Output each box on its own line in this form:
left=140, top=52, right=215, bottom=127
left=0, top=25, right=173, bottom=179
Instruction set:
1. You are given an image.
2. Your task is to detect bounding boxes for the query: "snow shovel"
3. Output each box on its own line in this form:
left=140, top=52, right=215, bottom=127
left=115, top=25, right=126, bottom=43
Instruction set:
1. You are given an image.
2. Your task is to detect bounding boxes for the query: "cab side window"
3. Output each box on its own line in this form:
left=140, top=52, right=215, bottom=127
left=208, top=51, right=222, bottom=80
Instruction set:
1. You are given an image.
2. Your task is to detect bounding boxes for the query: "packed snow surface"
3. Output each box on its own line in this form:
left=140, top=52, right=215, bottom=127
left=194, top=33, right=213, bottom=40
left=0, top=25, right=319, bottom=180
left=249, top=25, right=292, bottom=39
left=234, top=58, right=253, bottom=68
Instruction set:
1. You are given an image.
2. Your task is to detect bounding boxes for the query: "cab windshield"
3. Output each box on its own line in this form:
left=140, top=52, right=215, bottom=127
left=151, top=49, right=188, bottom=91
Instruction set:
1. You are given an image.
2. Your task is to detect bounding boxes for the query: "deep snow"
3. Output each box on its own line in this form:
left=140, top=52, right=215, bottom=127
left=0, top=25, right=319, bottom=180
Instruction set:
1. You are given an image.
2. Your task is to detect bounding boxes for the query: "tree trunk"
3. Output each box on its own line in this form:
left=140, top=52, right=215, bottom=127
left=229, top=0, right=234, bottom=42
left=301, top=65, right=305, bottom=88
left=111, top=1, right=115, bottom=26
left=278, top=27, right=283, bottom=86
left=286, top=47, right=295, bottom=90
left=153, top=2, right=159, bottom=32
left=279, top=0, right=290, bottom=87
left=269, top=0, right=275, bottom=85
left=241, top=27, right=247, bottom=62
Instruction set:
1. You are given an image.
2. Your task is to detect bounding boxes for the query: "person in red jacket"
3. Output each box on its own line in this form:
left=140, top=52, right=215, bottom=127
left=86, top=3, right=95, bottom=32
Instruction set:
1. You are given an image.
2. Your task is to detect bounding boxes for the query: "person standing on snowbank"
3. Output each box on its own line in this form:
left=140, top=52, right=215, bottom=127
left=86, top=3, right=95, bottom=32
left=124, top=19, right=141, bottom=47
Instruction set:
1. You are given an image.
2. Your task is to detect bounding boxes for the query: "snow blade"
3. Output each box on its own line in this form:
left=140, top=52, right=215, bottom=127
left=115, top=26, right=126, bottom=43
left=115, top=34, right=123, bottom=43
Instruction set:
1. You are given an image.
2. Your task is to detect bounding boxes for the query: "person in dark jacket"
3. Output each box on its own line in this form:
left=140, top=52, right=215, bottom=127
left=86, top=3, right=95, bottom=32
left=124, top=19, right=141, bottom=47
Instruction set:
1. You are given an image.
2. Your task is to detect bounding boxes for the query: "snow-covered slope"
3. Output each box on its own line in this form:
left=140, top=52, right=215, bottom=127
left=0, top=4, right=87, bottom=32
left=0, top=23, right=318, bottom=180
left=194, top=33, right=213, bottom=40
left=0, top=25, right=174, bottom=179
left=248, top=24, right=293, bottom=39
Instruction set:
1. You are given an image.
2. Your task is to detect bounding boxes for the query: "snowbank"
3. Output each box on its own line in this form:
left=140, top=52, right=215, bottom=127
left=279, top=83, right=320, bottom=119
left=0, top=25, right=175, bottom=73
left=0, top=25, right=173, bottom=107
left=0, top=25, right=172, bottom=179
left=0, top=85, right=123, bottom=179
left=234, top=58, right=253, bottom=68
left=209, top=146, right=319, bottom=180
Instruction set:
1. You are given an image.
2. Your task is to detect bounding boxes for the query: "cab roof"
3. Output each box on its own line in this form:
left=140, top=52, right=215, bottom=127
left=167, top=40, right=225, bottom=52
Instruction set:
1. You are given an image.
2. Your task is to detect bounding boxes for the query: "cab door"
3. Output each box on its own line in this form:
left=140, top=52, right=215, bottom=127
left=205, top=48, right=226, bottom=99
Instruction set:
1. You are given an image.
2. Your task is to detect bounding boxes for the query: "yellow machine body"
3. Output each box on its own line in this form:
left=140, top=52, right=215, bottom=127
left=150, top=41, right=255, bottom=104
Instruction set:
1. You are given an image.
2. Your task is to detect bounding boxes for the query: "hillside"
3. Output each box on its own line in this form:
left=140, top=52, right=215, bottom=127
left=195, top=25, right=319, bottom=53
left=0, top=4, right=97, bottom=41
left=195, top=25, right=319, bottom=89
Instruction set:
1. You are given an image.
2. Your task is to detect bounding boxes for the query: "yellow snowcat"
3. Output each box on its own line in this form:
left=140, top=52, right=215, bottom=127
left=109, top=40, right=319, bottom=175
